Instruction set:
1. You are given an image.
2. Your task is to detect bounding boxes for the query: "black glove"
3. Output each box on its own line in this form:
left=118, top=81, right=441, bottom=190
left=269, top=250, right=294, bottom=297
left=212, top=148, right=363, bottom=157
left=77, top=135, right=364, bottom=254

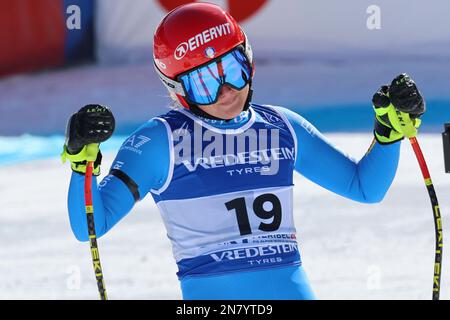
left=62, top=104, right=115, bottom=176
left=388, top=73, right=426, bottom=118
left=372, top=74, right=425, bottom=144
left=65, top=104, right=115, bottom=154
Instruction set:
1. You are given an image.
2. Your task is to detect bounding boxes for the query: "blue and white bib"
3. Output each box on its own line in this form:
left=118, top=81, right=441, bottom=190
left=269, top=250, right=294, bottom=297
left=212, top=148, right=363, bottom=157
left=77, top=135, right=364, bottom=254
left=150, top=104, right=301, bottom=279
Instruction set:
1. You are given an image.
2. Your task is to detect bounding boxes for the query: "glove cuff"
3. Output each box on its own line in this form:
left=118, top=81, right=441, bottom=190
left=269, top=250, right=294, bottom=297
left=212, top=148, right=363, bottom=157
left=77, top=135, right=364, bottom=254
left=61, top=144, right=102, bottom=176
left=374, top=118, right=404, bottom=145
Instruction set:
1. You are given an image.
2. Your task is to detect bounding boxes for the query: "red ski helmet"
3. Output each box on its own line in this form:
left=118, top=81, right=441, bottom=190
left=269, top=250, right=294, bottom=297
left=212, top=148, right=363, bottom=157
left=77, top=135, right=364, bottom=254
left=153, top=2, right=253, bottom=109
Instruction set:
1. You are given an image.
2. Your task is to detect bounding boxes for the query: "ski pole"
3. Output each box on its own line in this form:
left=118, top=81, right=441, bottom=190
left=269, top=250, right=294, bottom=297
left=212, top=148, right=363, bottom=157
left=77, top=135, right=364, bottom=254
left=409, top=137, right=443, bottom=300
left=84, top=145, right=108, bottom=300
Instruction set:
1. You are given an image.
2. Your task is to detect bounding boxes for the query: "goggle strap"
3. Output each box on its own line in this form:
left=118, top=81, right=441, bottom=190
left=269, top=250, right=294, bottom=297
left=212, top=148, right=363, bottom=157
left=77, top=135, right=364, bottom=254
left=153, top=63, right=185, bottom=96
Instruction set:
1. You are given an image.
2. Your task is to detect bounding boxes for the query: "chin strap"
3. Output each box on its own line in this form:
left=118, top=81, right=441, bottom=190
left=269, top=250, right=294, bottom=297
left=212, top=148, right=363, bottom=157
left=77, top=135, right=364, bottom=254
left=243, top=83, right=253, bottom=112
left=189, top=82, right=253, bottom=121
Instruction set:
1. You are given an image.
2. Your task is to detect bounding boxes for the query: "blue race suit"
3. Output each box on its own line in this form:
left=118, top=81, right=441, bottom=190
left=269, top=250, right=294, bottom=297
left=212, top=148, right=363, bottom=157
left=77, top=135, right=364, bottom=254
left=67, top=104, right=400, bottom=299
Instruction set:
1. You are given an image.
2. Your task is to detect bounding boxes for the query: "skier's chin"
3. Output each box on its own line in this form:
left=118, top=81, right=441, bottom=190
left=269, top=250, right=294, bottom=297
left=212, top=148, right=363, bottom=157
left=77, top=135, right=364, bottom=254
left=216, top=96, right=243, bottom=118
left=198, top=85, right=249, bottom=120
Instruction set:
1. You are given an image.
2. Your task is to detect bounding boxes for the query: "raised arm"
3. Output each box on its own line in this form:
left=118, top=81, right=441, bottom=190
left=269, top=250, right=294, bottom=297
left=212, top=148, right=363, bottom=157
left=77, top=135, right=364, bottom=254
left=273, top=74, right=425, bottom=204
left=63, top=109, right=171, bottom=241
left=275, top=106, right=400, bottom=203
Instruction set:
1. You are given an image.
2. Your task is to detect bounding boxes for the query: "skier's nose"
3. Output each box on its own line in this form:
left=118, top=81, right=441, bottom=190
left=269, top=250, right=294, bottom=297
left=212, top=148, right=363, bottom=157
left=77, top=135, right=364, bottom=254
left=218, top=85, right=234, bottom=98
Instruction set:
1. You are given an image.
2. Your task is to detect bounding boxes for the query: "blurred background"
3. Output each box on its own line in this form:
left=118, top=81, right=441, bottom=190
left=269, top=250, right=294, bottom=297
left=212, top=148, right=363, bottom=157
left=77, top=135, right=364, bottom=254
left=1, top=0, right=450, bottom=155
left=1, top=0, right=450, bottom=299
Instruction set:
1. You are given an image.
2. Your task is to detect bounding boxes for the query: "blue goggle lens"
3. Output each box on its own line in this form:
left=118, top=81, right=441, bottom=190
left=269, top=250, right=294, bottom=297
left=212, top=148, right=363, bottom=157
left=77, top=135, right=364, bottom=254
left=178, top=49, right=251, bottom=105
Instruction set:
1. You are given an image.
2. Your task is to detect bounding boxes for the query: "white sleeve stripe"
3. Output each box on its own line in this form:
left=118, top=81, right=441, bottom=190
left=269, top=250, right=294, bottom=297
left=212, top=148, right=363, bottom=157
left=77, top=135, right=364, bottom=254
left=265, top=105, right=298, bottom=163
left=150, top=117, right=175, bottom=195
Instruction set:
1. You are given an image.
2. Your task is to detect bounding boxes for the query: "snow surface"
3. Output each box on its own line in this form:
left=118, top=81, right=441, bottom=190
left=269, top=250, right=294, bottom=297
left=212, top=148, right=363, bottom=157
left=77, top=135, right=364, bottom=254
left=0, top=133, right=448, bottom=300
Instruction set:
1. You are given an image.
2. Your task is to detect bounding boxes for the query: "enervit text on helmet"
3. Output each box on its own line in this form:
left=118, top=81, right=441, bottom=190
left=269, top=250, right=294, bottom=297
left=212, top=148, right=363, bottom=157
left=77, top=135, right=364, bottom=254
left=174, top=23, right=232, bottom=60
left=153, top=3, right=253, bottom=109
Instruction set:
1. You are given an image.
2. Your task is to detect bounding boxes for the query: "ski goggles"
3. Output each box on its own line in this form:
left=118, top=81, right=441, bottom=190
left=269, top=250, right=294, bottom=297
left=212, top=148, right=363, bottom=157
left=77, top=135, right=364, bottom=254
left=177, top=47, right=252, bottom=105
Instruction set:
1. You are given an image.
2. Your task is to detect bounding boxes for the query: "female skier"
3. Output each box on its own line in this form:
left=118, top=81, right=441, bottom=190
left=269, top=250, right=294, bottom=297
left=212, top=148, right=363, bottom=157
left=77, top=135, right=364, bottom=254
left=62, top=3, right=425, bottom=299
